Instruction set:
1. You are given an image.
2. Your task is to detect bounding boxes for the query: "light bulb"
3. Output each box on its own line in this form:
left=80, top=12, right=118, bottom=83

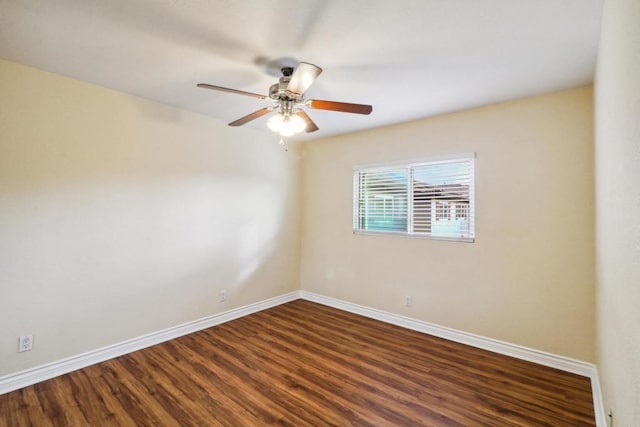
left=280, top=127, right=294, bottom=137
left=289, top=114, right=306, bottom=133
left=268, top=112, right=306, bottom=136
left=279, top=114, right=306, bottom=136
left=267, top=114, right=284, bottom=133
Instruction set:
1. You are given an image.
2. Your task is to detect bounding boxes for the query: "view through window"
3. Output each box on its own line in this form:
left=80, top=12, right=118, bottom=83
left=353, top=155, right=475, bottom=241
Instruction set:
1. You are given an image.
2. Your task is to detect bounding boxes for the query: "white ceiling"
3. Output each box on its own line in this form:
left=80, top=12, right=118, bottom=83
left=0, top=0, right=603, bottom=141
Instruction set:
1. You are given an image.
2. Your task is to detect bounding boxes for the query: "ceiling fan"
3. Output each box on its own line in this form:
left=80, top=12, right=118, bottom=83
left=197, top=62, right=373, bottom=138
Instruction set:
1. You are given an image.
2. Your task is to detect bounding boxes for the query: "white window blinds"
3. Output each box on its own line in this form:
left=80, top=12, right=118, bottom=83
left=353, top=155, right=475, bottom=242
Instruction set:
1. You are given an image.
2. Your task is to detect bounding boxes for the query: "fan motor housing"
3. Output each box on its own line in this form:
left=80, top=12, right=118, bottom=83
left=269, top=76, right=297, bottom=101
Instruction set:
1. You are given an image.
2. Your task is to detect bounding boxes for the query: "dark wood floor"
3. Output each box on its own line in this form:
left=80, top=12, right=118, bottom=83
left=0, top=299, right=595, bottom=426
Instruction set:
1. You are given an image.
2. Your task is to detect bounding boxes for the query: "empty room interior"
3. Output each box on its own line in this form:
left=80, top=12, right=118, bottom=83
left=1, top=0, right=638, bottom=425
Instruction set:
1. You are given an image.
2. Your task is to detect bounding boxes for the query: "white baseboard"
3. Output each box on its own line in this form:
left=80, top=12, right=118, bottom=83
left=0, top=289, right=606, bottom=426
left=0, top=291, right=299, bottom=395
left=299, top=291, right=606, bottom=427
left=590, top=368, right=608, bottom=427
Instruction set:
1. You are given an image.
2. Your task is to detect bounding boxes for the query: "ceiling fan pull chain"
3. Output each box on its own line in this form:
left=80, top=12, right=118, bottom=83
left=279, top=136, right=288, bottom=152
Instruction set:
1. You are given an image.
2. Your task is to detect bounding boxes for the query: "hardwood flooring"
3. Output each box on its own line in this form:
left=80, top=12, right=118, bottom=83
left=0, top=300, right=595, bottom=426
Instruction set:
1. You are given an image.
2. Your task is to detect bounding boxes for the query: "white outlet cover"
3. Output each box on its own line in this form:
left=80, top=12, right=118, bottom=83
left=18, top=335, right=33, bottom=352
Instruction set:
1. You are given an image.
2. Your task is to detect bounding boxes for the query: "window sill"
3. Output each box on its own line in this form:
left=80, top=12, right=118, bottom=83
left=353, top=229, right=475, bottom=243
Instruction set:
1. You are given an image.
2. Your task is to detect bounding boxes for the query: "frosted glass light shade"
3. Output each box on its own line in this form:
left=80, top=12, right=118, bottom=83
left=267, top=114, right=283, bottom=132
left=267, top=113, right=306, bottom=136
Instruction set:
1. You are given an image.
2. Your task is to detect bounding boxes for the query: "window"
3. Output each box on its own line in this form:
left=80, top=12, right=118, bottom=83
left=353, top=154, right=475, bottom=241
left=455, top=202, right=469, bottom=220
left=435, top=201, right=451, bottom=221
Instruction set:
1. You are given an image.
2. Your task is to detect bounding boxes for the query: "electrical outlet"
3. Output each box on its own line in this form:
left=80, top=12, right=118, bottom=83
left=18, top=335, right=33, bottom=352
left=219, top=290, right=227, bottom=302
left=405, top=295, right=412, bottom=307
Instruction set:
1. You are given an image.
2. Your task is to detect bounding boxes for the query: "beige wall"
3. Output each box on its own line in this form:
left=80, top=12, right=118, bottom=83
left=595, top=0, right=640, bottom=423
left=0, top=59, right=301, bottom=376
left=300, top=87, right=595, bottom=361
left=0, top=56, right=599, bottom=384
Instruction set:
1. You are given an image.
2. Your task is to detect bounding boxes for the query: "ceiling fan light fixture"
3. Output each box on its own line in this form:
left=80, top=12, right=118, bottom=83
left=267, top=113, right=283, bottom=132
left=267, top=113, right=306, bottom=136
left=198, top=61, right=372, bottom=139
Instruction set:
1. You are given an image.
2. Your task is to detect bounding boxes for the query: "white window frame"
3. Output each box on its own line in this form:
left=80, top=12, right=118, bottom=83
left=353, top=153, right=475, bottom=242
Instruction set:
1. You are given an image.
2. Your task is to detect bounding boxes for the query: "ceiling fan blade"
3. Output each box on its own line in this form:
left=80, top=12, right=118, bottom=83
left=295, top=110, right=319, bottom=133
left=197, top=83, right=267, bottom=100
left=285, top=62, right=323, bottom=97
left=228, top=107, right=275, bottom=127
left=307, top=99, right=373, bottom=115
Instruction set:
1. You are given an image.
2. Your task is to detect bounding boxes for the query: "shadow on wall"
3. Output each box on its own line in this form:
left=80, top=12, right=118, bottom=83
left=0, top=59, right=299, bottom=375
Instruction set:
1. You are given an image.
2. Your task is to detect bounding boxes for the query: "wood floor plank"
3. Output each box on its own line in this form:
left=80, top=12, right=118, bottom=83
left=0, top=300, right=595, bottom=426
left=236, top=316, right=472, bottom=425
